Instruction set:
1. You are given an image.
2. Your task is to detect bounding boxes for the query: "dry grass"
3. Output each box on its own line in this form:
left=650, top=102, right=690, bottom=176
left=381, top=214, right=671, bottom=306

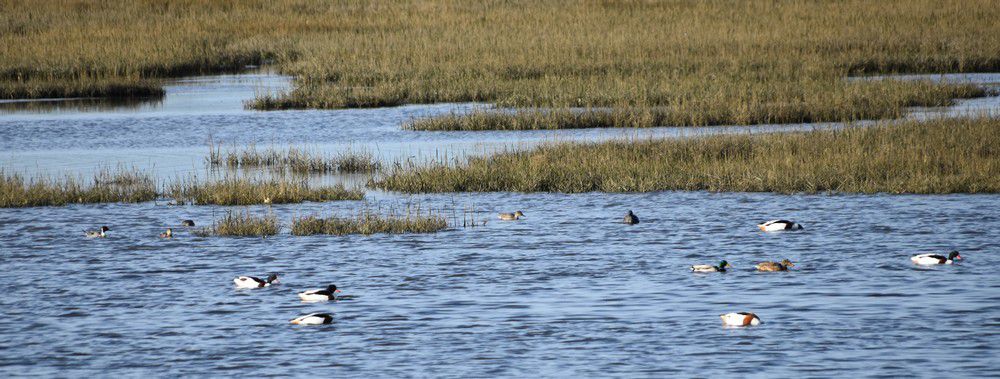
left=195, top=209, right=279, bottom=237
left=166, top=175, right=364, bottom=205
left=0, top=168, right=157, bottom=207
left=2, top=1, right=998, bottom=128
left=374, top=116, right=1000, bottom=194
left=291, top=206, right=448, bottom=235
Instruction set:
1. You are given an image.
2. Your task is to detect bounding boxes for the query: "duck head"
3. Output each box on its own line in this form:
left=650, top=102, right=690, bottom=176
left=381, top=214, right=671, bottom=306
left=327, top=285, right=341, bottom=294
left=101, top=226, right=110, bottom=232
left=719, top=260, right=732, bottom=269
left=514, top=211, right=525, bottom=218
left=948, top=251, right=962, bottom=261
left=781, top=259, right=795, bottom=267
left=182, top=220, right=195, bottom=227
left=267, top=273, right=280, bottom=284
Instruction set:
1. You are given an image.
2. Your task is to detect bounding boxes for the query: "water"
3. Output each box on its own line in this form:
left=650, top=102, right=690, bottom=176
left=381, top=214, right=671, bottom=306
left=1, top=74, right=999, bottom=377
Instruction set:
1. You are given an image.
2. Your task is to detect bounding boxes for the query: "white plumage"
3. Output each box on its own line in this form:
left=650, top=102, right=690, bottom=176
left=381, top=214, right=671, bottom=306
left=758, top=220, right=803, bottom=232
left=720, top=312, right=761, bottom=326
left=290, top=313, right=333, bottom=325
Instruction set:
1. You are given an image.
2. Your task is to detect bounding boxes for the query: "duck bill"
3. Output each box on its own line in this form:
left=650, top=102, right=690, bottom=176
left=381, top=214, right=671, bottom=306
left=955, top=254, right=963, bottom=260
left=335, top=289, right=342, bottom=293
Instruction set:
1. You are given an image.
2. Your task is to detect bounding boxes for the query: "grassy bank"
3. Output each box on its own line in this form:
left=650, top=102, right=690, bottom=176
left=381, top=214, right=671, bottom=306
left=374, top=116, right=1000, bottom=194
left=208, top=145, right=381, bottom=174
left=2, top=1, right=999, bottom=129
left=166, top=176, right=364, bottom=205
left=291, top=207, right=448, bottom=235
left=0, top=168, right=157, bottom=207
left=195, top=210, right=279, bottom=237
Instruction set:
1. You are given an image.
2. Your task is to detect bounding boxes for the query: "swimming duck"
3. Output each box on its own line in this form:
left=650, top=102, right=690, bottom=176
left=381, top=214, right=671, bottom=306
left=159, top=228, right=173, bottom=238
left=298, top=285, right=341, bottom=302
left=623, top=210, right=639, bottom=225
left=911, top=251, right=962, bottom=265
left=756, top=259, right=794, bottom=271
left=234, top=273, right=280, bottom=288
left=85, top=226, right=109, bottom=238
left=290, top=313, right=333, bottom=325
left=720, top=312, right=761, bottom=327
left=691, top=260, right=732, bottom=273
left=182, top=220, right=195, bottom=227
left=498, top=211, right=525, bottom=221
left=758, top=220, right=803, bottom=232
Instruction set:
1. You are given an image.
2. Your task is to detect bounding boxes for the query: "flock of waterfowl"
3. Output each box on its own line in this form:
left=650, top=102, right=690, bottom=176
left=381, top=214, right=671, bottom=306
left=82, top=212, right=964, bottom=328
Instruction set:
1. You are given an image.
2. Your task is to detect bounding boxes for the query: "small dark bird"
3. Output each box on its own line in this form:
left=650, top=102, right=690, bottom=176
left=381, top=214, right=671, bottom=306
left=182, top=220, right=195, bottom=227
left=623, top=210, right=639, bottom=225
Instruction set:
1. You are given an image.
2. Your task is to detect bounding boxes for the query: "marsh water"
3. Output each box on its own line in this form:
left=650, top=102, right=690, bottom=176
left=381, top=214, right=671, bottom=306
left=1, top=73, right=998, bottom=377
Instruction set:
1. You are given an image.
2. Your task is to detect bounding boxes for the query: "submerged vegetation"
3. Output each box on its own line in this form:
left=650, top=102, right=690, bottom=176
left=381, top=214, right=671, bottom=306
left=0, top=168, right=156, bottom=207
left=208, top=144, right=381, bottom=174
left=291, top=206, right=448, bottom=236
left=166, top=175, right=364, bottom=206
left=3, top=1, right=1000, bottom=128
left=376, top=116, right=1000, bottom=194
left=196, top=210, right=279, bottom=237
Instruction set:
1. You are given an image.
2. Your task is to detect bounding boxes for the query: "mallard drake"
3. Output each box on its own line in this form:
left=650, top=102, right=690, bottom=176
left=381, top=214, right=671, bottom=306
left=298, top=285, right=341, bottom=302
left=159, top=228, right=173, bottom=238
left=911, top=251, right=962, bottom=265
left=756, top=259, right=794, bottom=271
left=758, top=220, right=803, bottom=232
left=84, top=226, right=109, bottom=238
left=290, top=313, right=333, bottom=325
left=234, top=273, right=280, bottom=288
left=691, top=260, right=732, bottom=273
left=181, top=220, right=195, bottom=227
left=623, top=210, right=639, bottom=225
left=720, top=312, right=761, bottom=326
left=498, top=211, right=525, bottom=221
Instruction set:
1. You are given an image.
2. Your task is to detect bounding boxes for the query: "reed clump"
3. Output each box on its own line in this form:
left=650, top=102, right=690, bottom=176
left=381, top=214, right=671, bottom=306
left=210, top=145, right=381, bottom=174
left=195, top=209, right=279, bottom=237
left=0, top=168, right=157, bottom=207
left=291, top=207, right=448, bottom=236
left=167, top=176, right=364, bottom=205
left=374, top=116, right=1000, bottom=194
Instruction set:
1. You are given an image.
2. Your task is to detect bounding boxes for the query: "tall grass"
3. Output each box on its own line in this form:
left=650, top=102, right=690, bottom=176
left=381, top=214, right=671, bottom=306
left=291, top=206, right=448, bottom=235
left=0, top=168, right=157, bottom=207
left=374, top=116, right=1000, bottom=194
left=2, top=1, right=999, bottom=128
left=196, top=209, right=279, bottom=237
left=166, top=175, right=364, bottom=205
left=209, top=145, right=381, bottom=174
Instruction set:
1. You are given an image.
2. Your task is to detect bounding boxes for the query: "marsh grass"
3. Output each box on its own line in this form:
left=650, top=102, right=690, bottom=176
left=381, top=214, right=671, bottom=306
left=210, top=145, right=381, bottom=174
left=0, top=168, right=157, bottom=207
left=0, top=77, right=165, bottom=100
left=195, top=209, right=279, bottom=237
left=291, top=206, right=448, bottom=236
left=3, top=1, right=999, bottom=129
left=375, top=116, right=1000, bottom=194
left=167, top=175, right=364, bottom=205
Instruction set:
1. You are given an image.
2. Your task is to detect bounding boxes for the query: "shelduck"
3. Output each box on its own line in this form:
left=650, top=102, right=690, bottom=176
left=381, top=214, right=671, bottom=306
left=290, top=313, right=333, bottom=325
left=720, top=312, right=761, bottom=327
left=234, top=274, right=280, bottom=288
left=298, top=285, right=341, bottom=302
left=911, top=251, right=962, bottom=265
left=758, top=220, right=803, bottom=232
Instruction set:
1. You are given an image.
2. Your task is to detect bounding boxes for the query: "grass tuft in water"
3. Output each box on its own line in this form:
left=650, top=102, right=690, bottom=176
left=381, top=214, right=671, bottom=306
left=195, top=209, right=279, bottom=237
left=0, top=168, right=157, bottom=207
left=167, top=175, right=364, bottom=205
left=291, top=206, right=448, bottom=236
left=210, top=145, right=381, bottom=174
left=375, top=116, right=1000, bottom=194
